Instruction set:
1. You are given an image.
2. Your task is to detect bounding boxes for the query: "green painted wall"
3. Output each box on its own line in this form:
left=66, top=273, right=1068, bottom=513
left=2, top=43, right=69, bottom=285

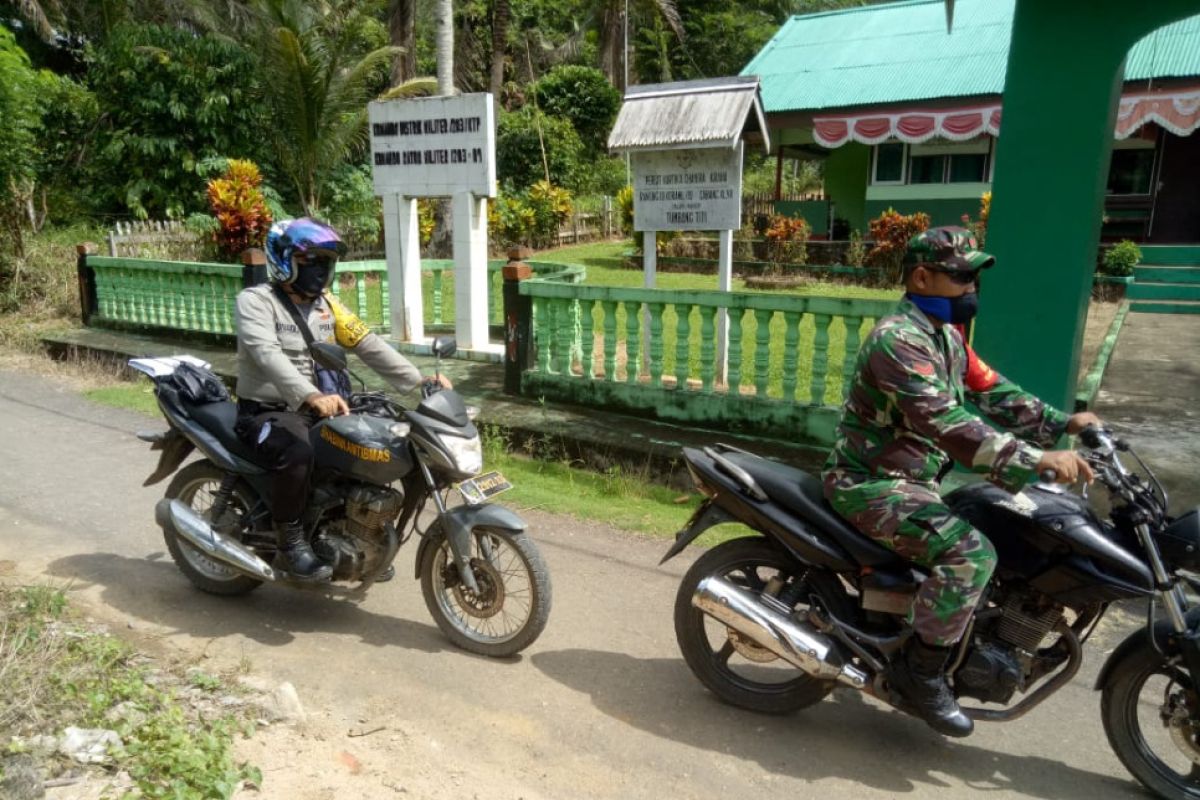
left=865, top=199, right=981, bottom=228
left=974, top=0, right=1200, bottom=412
left=773, top=200, right=831, bottom=234
left=823, top=143, right=870, bottom=232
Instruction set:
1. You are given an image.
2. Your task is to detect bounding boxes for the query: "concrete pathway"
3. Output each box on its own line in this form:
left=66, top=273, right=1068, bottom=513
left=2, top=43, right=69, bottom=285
left=1094, top=310, right=1200, bottom=511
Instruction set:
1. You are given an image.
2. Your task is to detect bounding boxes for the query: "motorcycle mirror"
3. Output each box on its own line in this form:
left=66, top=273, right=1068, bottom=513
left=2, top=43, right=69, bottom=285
left=310, top=342, right=348, bottom=372
left=431, top=337, right=457, bottom=360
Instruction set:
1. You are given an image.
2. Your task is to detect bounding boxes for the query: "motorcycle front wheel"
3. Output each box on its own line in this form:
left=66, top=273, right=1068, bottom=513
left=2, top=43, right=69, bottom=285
left=1102, top=642, right=1200, bottom=799
left=674, top=536, right=854, bottom=714
left=419, top=526, right=551, bottom=657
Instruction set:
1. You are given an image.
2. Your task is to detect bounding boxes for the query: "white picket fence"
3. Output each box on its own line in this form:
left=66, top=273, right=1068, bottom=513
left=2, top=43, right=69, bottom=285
left=107, top=220, right=210, bottom=260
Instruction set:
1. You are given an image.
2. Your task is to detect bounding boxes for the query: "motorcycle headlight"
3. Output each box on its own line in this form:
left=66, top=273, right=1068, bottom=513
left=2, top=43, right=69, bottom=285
left=442, top=433, right=483, bottom=476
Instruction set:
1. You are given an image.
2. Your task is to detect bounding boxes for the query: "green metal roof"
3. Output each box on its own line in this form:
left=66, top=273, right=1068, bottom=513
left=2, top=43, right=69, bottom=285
left=743, top=0, right=1200, bottom=114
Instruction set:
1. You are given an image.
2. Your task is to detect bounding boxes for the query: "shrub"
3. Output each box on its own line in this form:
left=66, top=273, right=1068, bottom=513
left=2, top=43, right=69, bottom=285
left=867, top=208, right=930, bottom=285
left=846, top=229, right=866, bottom=268
left=322, top=163, right=382, bottom=249
left=496, top=108, right=585, bottom=191
left=206, top=159, right=273, bottom=262
left=764, top=214, right=811, bottom=269
left=1102, top=239, right=1141, bottom=277
left=532, top=66, right=621, bottom=156
left=488, top=181, right=573, bottom=249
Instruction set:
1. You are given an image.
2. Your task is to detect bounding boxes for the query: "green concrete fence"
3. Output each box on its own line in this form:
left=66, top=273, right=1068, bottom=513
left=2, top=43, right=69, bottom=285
left=514, top=274, right=894, bottom=442
left=77, top=252, right=582, bottom=338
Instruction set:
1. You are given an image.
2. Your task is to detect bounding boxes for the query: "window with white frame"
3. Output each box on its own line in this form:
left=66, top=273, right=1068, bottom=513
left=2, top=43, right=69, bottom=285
left=870, top=138, right=993, bottom=185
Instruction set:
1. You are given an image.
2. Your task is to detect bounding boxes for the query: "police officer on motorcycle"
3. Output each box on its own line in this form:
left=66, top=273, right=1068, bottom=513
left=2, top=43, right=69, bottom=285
left=234, top=218, right=449, bottom=581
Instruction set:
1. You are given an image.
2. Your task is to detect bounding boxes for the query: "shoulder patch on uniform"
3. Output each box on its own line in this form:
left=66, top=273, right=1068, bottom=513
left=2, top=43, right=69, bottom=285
left=964, top=345, right=999, bottom=392
left=323, top=292, right=372, bottom=348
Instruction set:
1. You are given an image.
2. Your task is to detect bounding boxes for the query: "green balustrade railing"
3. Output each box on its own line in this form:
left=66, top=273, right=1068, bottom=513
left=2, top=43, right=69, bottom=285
left=87, top=256, right=245, bottom=335
left=516, top=278, right=896, bottom=442
left=83, top=254, right=585, bottom=340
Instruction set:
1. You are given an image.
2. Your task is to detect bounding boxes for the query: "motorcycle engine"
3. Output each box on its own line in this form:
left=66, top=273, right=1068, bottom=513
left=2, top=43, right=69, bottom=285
left=321, top=485, right=403, bottom=581
left=954, top=642, right=1024, bottom=704
left=955, top=593, right=1064, bottom=705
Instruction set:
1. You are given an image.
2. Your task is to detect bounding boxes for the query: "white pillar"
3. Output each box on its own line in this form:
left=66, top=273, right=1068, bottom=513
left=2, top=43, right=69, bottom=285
left=641, top=231, right=657, bottom=374
left=453, top=190, right=489, bottom=349
left=384, top=194, right=424, bottom=343
left=716, top=228, right=733, bottom=386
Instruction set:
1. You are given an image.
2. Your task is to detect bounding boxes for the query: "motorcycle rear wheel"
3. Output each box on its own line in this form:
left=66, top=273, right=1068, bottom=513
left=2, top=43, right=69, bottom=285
left=674, top=536, right=854, bottom=714
left=1102, top=643, right=1200, bottom=799
left=420, top=526, right=551, bottom=657
left=163, top=460, right=263, bottom=596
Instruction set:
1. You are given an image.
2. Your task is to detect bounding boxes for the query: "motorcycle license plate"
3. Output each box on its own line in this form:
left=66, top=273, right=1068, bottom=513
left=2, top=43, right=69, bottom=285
left=458, top=471, right=512, bottom=505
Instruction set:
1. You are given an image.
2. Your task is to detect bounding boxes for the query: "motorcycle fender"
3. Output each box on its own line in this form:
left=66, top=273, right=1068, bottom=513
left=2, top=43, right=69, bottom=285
left=142, top=428, right=195, bottom=487
left=413, top=503, right=528, bottom=584
left=659, top=501, right=736, bottom=564
left=1094, top=606, right=1200, bottom=690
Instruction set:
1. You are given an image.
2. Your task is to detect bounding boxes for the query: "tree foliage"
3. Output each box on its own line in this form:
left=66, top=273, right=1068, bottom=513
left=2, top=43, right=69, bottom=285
left=496, top=108, right=586, bottom=191
left=251, top=0, right=397, bottom=215
left=87, top=23, right=265, bottom=219
left=533, top=65, right=620, bottom=155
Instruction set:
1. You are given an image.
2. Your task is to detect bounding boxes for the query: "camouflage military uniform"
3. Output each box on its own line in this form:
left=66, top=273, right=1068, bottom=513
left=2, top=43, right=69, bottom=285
left=822, top=297, right=1068, bottom=646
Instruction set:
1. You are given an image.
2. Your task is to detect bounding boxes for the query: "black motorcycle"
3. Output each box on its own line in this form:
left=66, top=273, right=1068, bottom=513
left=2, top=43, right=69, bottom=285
left=133, top=338, right=551, bottom=658
left=664, top=428, right=1200, bottom=799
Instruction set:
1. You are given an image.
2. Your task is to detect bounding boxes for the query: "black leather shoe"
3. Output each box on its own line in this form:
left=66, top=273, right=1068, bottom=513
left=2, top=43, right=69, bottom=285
left=890, top=639, right=974, bottom=738
left=274, top=520, right=332, bottom=582
left=375, top=564, right=395, bottom=583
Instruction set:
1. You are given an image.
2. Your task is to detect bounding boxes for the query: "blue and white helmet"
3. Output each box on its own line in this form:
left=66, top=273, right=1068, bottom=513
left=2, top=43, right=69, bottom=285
left=264, top=218, right=347, bottom=285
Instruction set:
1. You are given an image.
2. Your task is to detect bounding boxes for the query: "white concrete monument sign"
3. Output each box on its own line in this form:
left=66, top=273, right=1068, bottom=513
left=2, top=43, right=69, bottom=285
left=631, top=144, right=743, bottom=232
left=369, top=93, right=496, bottom=198
left=368, top=93, right=496, bottom=352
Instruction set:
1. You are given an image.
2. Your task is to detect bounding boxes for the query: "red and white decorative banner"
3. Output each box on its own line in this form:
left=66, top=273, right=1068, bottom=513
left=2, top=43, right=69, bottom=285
left=811, top=85, right=1200, bottom=148
left=1116, top=86, right=1200, bottom=139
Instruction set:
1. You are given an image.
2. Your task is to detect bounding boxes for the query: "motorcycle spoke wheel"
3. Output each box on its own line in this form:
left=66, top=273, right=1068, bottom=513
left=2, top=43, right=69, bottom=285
left=1104, top=651, right=1200, bottom=799
left=674, top=537, right=853, bottom=714
left=420, top=527, right=551, bottom=657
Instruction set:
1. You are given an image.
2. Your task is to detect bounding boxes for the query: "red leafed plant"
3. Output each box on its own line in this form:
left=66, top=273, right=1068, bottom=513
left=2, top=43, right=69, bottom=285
left=867, top=208, right=930, bottom=284
left=763, top=214, right=812, bottom=269
left=206, top=159, right=272, bottom=261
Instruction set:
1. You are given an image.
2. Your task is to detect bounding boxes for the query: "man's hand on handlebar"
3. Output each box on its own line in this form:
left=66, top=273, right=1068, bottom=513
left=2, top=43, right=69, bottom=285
left=305, top=392, right=349, bottom=418
left=1036, top=449, right=1095, bottom=485
left=1066, top=411, right=1103, bottom=435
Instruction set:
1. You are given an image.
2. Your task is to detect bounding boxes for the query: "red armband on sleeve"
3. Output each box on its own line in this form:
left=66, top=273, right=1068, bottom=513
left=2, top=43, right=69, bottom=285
left=964, top=345, right=999, bottom=392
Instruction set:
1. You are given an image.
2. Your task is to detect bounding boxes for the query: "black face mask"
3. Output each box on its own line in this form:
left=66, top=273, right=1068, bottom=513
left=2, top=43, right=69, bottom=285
left=291, top=262, right=332, bottom=300
left=907, top=291, right=979, bottom=324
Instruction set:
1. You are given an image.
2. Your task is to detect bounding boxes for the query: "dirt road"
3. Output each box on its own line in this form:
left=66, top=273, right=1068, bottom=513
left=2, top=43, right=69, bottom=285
left=0, top=368, right=1145, bottom=799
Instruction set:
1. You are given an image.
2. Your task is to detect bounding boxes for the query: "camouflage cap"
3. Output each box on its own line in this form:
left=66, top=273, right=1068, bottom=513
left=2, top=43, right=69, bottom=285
left=905, top=226, right=995, bottom=273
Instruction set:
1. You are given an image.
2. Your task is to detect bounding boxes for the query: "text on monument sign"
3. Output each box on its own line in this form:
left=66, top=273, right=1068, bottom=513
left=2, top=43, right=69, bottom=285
left=631, top=145, right=743, bottom=232
left=369, top=93, right=496, bottom=198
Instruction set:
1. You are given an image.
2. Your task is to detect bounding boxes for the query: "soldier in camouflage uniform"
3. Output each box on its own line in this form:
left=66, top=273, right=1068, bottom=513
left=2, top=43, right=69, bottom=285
left=822, top=226, right=1099, bottom=737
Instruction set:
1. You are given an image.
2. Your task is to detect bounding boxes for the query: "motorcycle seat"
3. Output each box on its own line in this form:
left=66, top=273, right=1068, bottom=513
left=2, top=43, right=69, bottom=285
left=723, top=450, right=901, bottom=568
left=183, top=399, right=266, bottom=465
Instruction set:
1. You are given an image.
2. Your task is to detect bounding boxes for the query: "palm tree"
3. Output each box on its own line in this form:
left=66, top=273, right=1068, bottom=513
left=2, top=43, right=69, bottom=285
left=489, top=0, right=510, bottom=98
left=595, top=0, right=682, bottom=90
left=435, top=0, right=454, bottom=94
left=387, top=0, right=416, bottom=86
left=252, top=0, right=399, bottom=214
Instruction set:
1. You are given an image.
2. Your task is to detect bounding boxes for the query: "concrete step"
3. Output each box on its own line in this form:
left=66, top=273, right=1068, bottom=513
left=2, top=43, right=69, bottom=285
left=1137, top=245, right=1200, bottom=266
left=1127, top=281, right=1200, bottom=301
left=1129, top=299, right=1200, bottom=315
left=1135, top=265, right=1200, bottom=283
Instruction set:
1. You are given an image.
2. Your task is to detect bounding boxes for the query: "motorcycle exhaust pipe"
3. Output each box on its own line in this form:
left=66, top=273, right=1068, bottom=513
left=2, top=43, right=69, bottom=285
left=693, top=575, right=869, bottom=689
left=156, top=499, right=277, bottom=581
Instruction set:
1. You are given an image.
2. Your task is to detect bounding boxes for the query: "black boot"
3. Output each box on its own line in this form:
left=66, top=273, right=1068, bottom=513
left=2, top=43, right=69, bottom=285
left=274, top=520, right=332, bottom=582
left=890, top=638, right=974, bottom=738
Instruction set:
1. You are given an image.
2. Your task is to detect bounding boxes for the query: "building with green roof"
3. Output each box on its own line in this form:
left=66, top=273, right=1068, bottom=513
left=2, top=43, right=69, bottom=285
left=742, top=0, right=1200, bottom=243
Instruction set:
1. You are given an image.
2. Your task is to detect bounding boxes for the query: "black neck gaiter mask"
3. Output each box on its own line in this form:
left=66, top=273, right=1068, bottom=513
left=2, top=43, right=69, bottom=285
left=291, top=263, right=332, bottom=300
